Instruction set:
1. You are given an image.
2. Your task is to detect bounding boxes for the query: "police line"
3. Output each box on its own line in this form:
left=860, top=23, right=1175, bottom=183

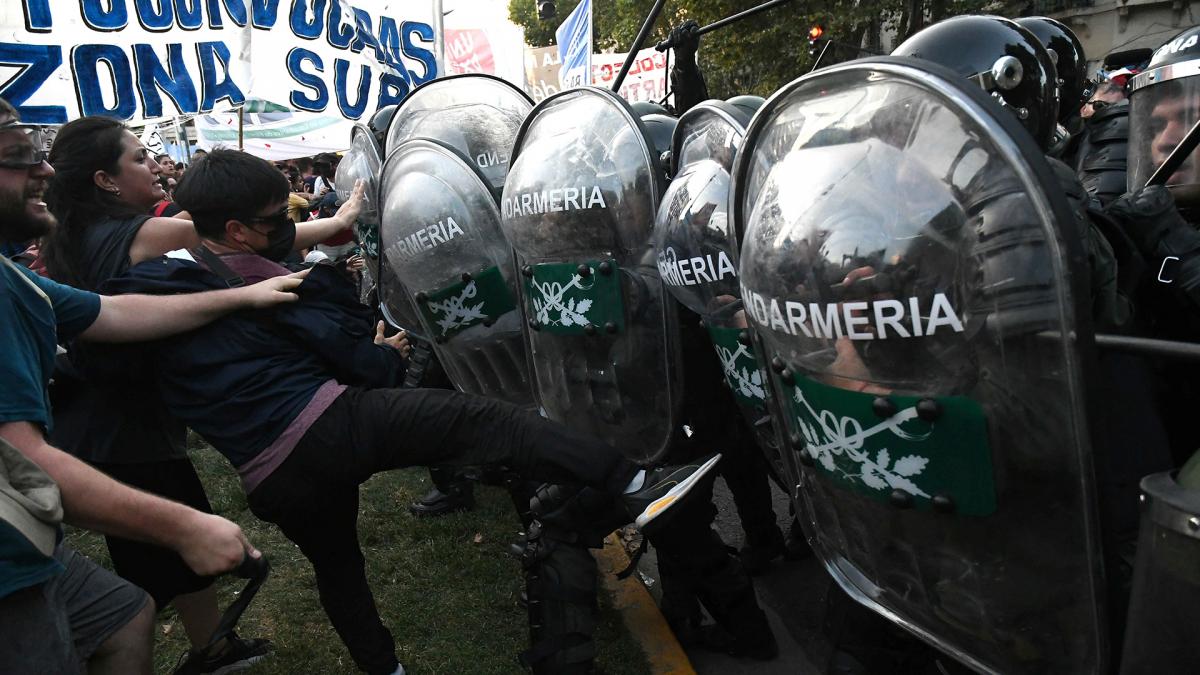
left=2, top=0, right=439, bottom=124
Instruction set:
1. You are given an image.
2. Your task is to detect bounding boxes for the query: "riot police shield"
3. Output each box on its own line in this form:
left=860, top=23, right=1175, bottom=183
left=732, top=57, right=1108, bottom=673
left=334, top=124, right=389, bottom=307
left=385, top=74, right=533, bottom=194
left=378, top=138, right=533, bottom=406
left=1120, top=472, right=1200, bottom=674
left=650, top=101, right=791, bottom=482
left=501, top=87, right=682, bottom=464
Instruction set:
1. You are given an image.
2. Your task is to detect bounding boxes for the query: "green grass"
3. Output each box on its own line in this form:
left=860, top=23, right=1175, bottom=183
left=65, top=436, right=652, bottom=675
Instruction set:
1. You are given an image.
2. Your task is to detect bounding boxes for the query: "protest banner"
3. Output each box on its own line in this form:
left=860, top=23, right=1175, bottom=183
left=591, top=47, right=670, bottom=105
left=523, top=44, right=561, bottom=102
left=445, top=28, right=494, bottom=75
left=0, top=0, right=439, bottom=124
left=194, top=107, right=353, bottom=160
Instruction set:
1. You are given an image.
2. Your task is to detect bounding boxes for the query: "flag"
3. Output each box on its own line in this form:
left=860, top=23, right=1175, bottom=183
left=556, top=0, right=592, bottom=89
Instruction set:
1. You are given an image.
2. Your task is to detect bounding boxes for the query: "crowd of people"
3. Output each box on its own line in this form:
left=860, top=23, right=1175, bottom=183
left=4, top=9, right=1200, bottom=675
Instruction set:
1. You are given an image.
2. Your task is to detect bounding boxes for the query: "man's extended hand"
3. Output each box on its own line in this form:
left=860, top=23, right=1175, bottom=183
left=332, top=179, right=367, bottom=229
left=238, top=268, right=310, bottom=308
left=176, top=511, right=261, bottom=577
left=374, top=320, right=412, bottom=358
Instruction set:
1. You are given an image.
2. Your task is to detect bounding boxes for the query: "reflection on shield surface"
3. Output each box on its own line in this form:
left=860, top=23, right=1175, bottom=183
left=650, top=100, right=793, bottom=486
left=501, top=87, right=682, bottom=463
left=378, top=75, right=535, bottom=405
left=733, top=57, right=1106, bottom=673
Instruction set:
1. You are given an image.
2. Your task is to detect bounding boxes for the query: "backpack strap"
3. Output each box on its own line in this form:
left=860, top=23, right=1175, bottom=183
left=190, top=247, right=245, bottom=288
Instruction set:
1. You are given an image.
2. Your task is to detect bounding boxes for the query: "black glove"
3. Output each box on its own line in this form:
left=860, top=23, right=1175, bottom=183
left=669, top=20, right=701, bottom=63
left=1106, top=185, right=1200, bottom=257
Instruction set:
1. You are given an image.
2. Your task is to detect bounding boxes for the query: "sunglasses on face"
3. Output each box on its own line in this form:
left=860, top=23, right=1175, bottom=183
left=243, top=208, right=293, bottom=232
left=1086, top=99, right=1112, bottom=112
left=0, top=120, right=50, bottom=171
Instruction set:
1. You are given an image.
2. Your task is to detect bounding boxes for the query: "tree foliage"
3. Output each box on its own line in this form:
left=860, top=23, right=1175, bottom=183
left=507, top=0, right=990, bottom=99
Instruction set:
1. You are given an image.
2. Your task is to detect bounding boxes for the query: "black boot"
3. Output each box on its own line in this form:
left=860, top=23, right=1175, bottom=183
left=409, top=468, right=474, bottom=517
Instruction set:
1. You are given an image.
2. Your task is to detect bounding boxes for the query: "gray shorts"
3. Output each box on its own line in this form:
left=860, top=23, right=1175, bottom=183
left=0, top=544, right=150, bottom=673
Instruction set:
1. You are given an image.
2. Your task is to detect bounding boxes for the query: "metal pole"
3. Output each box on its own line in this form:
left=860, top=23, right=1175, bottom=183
left=238, top=107, right=244, bottom=151
left=613, top=0, right=668, bottom=92
left=1146, top=116, right=1200, bottom=187
left=655, top=0, right=795, bottom=51
left=433, top=0, right=446, bottom=78
left=1040, top=330, right=1200, bottom=362
left=810, top=39, right=833, bottom=72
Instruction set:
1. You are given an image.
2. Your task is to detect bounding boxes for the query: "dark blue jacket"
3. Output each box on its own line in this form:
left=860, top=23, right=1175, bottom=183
left=102, top=258, right=406, bottom=468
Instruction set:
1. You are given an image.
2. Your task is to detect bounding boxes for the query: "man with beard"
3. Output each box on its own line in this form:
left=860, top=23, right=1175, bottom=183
left=0, top=99, right=306, bottom=674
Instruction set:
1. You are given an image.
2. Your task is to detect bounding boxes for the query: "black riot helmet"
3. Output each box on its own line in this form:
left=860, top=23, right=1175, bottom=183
left=638, top=112, right=679, bottom=177
left=725, top=95, right=765, bottom=120
left=1016, top=17, right=1086, bottom=125
left=630, top=101, right=670, bottom=117
left=893, top=15, right=1058, bottom=150
left=368, top=104, right=397, bottom=149
left=1128, top=25, right=1200, bottom=197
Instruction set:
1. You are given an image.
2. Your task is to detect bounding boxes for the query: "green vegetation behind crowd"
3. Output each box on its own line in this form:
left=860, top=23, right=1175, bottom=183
left=509, top=0, right=992, bottom=99
left=66, top=434, right=651, bottom=675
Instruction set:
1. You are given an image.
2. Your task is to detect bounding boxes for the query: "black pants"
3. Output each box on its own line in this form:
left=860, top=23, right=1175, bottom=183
left=246, top=387, right=640, bottom=675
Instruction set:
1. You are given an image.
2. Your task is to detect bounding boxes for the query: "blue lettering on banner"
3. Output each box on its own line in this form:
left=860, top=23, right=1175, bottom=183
left=401, top=21, right=436, bottom=85
left=174, top=0, right=203, bottom=30
left=287, top=47, right=327, bottom=111
left=72, top=44, right=137, bottom=118
left=250, top=0, right=281, bottom=29
left=289, top=0, right=324, bottom=39
left=377, top=17, right=403, bottom=70
left=0, top=43, right=67, bottom=123
left=376, top=72, right=409, bottom=107
left=334, top=59, right=369, bottom=118
left=21, top=0, right=54, bottom=32
left=133, top=43, right=198, bottom=116
left=349, top=8, right=384, bottom=64
left=205, top=0, right=247, bottom=29
left=326, top=0, right=354, bottom=49
left=134, top=0, right=174, bottom=32
left=196, top=40, right=244, bottom=110
left=81, top=0, right=130, bottom=32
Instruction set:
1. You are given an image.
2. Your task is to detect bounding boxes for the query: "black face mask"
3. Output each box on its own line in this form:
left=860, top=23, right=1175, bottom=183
left=245, top=210, right=296, bottom=262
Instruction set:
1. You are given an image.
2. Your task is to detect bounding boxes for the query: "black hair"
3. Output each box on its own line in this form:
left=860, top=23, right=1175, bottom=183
left=296, top=157, right=313, bottom=172
left=174, top=148, right=289, bottom=241
left=155, top=152, right=172, bottom=163
left=42, top=117, right=142, bottom=288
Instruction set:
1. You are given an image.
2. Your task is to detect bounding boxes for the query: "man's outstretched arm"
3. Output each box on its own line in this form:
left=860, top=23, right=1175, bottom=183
left=81, top=269, right=308, bottom=343
left=0, top=421, right=257, bottom=577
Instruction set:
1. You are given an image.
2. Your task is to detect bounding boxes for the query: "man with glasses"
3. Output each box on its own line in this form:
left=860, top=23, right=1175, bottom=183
left=0, top=100, right=309, bottom=673
left=1081, top=81, right=1126, bottom=119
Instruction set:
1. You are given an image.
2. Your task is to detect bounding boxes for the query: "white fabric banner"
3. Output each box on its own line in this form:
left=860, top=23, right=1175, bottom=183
left=0, top=0, right=438, bottom=125
left=591, top=48, right=671, bottom=106
left=194, top=108, right=353, bottom=160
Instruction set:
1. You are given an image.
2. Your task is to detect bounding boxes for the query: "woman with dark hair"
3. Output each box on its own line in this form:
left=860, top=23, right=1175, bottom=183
left=40, top=117, right=364, bottom=673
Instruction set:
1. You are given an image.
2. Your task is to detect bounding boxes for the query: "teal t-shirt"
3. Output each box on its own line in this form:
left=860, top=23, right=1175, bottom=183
left=0, top=254, right=100, bottom=597
left=0, top=255, right=100, bottom=430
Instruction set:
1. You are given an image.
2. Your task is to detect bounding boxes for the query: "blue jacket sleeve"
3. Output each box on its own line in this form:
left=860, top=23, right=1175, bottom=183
left=270, top=266, right=407, bottom=389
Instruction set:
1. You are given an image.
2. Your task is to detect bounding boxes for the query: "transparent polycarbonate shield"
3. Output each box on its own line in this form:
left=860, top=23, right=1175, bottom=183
left=377, top=261, right=425, bottom=338
left=1120, top=472, right=1200, bottom=675
left=335, top=124, right=382, bottom=223
left=335, top=124, right=384, bottom=288
left=733, top=58, right=1107, bottom=674
left=501, top=87, right=681, bottom=463
left=1128, top=66, right=1200, bottom=194
left=650, top=102, right=788, bottom=479
left=386, top=74, right=534, bottom=193
left=379, top=138, right=532, bottom=406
